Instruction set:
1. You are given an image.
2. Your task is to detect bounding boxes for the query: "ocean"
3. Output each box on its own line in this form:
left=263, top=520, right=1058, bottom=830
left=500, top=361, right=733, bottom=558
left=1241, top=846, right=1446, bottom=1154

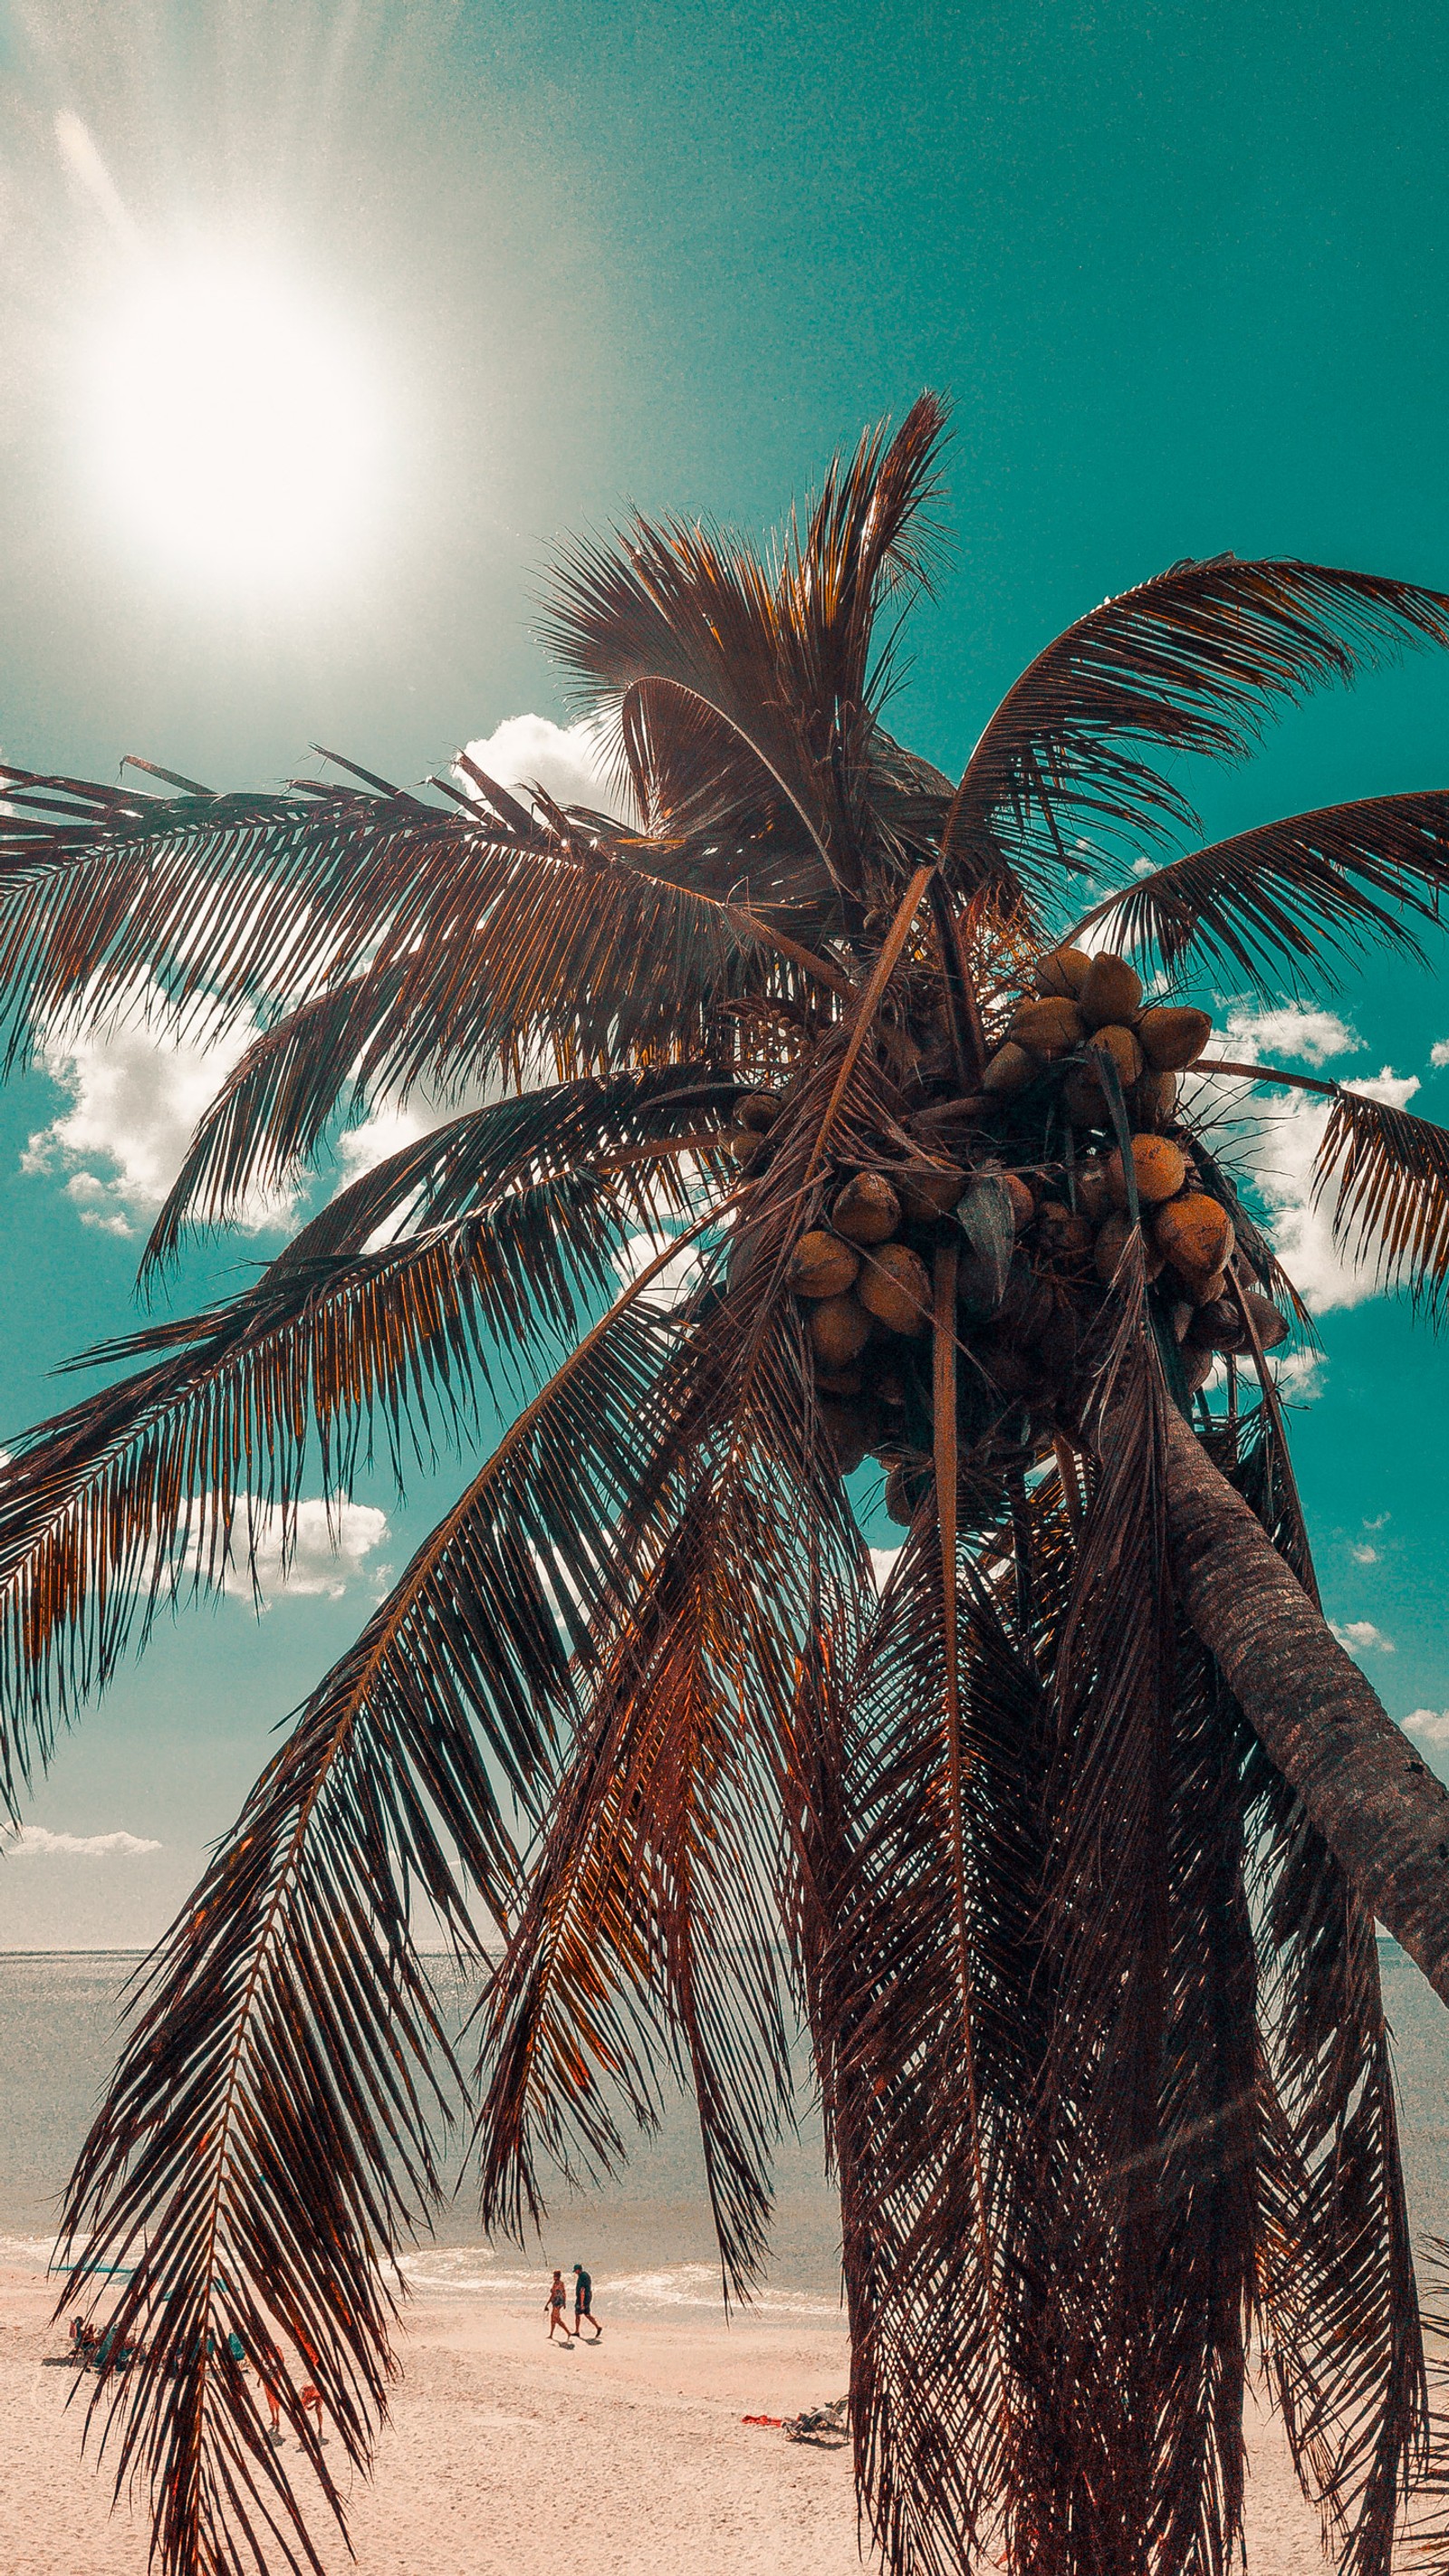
left=4, top=1946, right=1448, bottom=2322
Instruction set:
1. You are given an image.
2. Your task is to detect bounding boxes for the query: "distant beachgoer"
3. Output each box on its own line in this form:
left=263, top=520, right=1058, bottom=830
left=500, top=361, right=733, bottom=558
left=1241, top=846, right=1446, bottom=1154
left=254, top=2338, right=283, bottom=2439
left=546, top=2269, right=574, bottom=2344
left=572, top=2264, right=601, bottom=2342
left=298, top=2379, right=327, bottom=2441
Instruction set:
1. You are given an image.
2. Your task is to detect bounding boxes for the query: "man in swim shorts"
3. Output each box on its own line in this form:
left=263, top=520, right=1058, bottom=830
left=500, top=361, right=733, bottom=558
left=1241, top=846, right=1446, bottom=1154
left=572, top=2264, right=601, bottom=2341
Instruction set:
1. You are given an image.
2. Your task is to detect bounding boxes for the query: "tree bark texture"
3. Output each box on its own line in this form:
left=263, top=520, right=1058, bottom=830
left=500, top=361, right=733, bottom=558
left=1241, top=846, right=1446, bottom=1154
left=1162, top=1406, right=1449, bottom=2006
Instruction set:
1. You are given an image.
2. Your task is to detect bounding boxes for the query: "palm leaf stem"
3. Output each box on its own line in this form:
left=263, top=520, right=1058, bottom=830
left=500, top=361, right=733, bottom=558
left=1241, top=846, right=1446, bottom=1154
left=800, top=863, right=936, bottom=1192
left=1198, top=1058, right=1339, bottom=1097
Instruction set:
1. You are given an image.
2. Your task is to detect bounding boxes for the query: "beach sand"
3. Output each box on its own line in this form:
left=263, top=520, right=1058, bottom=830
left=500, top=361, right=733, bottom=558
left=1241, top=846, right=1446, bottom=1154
left=0, top=2263, right=1371, bottom=2573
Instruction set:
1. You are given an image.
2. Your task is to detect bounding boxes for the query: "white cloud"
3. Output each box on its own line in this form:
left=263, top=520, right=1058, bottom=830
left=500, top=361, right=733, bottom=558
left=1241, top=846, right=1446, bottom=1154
left=456, top=714, right=633, bottom=823
left=1406, top=1708, right=1449, bottom=1746
left=1330, top=1618, right=1395, bottom=1658
left=1350, top=1543, right=1379, bottom=1565
left=1431, top=1040, right=1449, bottom=1069
left=615, top=1230, right=702, bottom=1308
left=1271, top=1344, right=1325, bottom=1403
left=1221, top=1004, right=1361, bottom=1069
left=869, top=1545, right=902, bottom=1590
left=196, top=1495, right=391, bottom=1607
left=2, top=1824, right=161, bottom=1860
left=23, top=980, right=299, bottom=1238
left=1247, top=1067, right=1420, bottom=1313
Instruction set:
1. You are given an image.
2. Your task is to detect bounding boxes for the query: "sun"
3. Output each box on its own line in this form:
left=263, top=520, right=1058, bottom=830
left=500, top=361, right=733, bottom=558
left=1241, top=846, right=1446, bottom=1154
left=82, top=251, right=386, bottom=594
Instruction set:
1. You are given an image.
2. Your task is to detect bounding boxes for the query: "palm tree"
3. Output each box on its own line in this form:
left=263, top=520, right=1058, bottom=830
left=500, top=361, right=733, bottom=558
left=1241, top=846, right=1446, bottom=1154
left=6, top=394, right=1449, bottom=2576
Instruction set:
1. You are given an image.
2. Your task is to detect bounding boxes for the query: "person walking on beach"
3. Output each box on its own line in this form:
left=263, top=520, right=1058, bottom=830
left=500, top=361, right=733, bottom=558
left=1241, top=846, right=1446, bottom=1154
left=546, top=2269, right=574, bottom=2345
left=572, top=2264, right=601, bottom=2342
left=254, top=2337, right=283, bottom=2441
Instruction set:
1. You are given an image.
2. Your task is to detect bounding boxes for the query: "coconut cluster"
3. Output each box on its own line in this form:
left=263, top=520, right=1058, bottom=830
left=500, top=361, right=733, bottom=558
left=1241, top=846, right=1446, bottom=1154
left=719, top=943, right=1290, bottom=1523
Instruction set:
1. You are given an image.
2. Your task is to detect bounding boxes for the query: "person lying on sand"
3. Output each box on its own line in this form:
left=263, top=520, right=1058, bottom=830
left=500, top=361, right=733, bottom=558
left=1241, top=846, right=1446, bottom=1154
left=546, top=2270, right=574, bottom=2344
left=572, top=2264, right=601, bottom=2342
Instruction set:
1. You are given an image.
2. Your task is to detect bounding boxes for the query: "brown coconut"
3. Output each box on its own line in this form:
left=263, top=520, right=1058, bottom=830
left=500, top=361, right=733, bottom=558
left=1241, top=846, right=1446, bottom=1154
left=979, top=1336, right=1040, bottom=1399
left=1241, top=1286, right=1290, bottom=1350
left=832, top=1171, right=902, bottom=1245
left=1094, top=1213, right=1166, bottom=1283
left=819, top=1398, right=873, bottom=1477
left=858, top=1243, right=933, bottom=1337
left=1182, top=1344, right=1216, bottom=1396
left=787, top=1230, right=860, bottom=1300
left=897, top=1159, right=966, bottom=1221
left=1107, top=1134, right=1187, bottom=1209
left=734, top=1090, right=783, bottom=1131
left=1155, top=1194, right=1233, bottom=1283
left=1187, top=1297, right=1248, bottom=1355
left=814, top=1360, right=865, bottom=1395
left=1079, top=952, right=1144, bottom=1029
left=1074, top=1159, right=1114, bottom=1224
left=808, top=1293, right=873, bottom=1367
left=1035, top=1201, right=1094, bottom=1261
left=1035, top=946, right=1094, bottom=999
left=1087, top=1024, right=1146, bottom=1090
left=982, top=1042, right=1040, bottom=1096
left=1129, top=1069, right=1180, bottom=1131
left=1010, top=996, right=1086, bottom=1058
left=1137, top=1005, right=1213, bottom=1072
left=724, top=1129, right=767, bottom=1168
left=1003, top=1172, right=1036, bottom=1231
left=885, top=1462, right=922, bottom=1526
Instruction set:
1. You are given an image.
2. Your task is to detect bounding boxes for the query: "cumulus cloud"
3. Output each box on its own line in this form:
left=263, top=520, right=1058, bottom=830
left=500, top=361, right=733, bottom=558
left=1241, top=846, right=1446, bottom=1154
left=2, top=1824, right=160, bottom=1859
left=23, top=981, right=299, bottom=1238
left=615, top=1230, right=703, bottom=1308
left=195, top=1495, right=391, bottom=1607
left=1330, top=1618, right=1395, bottom=1658
left=1406, top=1708, right=1449, bottom=1746
left=1246, top=1066, right=1420, bottom=1313
left=1350, top=1542, right=1380, bottom=1565
left=869, top=1545, right=903, bottom=1591
left=456, top=714, right=633, bottom=823
left=1431, top=1040, right=1449, bottom=1070
left=1220, top=1004, right=1361, bottom=1069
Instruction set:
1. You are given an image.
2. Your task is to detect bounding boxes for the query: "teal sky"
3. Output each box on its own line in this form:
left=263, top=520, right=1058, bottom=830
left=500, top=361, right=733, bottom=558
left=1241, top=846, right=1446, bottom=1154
left=3, top=0, right=1449, bottom=1946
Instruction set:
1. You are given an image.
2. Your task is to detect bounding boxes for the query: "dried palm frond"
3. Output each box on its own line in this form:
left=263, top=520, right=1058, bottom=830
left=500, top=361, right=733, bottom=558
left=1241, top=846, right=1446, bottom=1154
left=1070, top=793, right=1449, bottom=989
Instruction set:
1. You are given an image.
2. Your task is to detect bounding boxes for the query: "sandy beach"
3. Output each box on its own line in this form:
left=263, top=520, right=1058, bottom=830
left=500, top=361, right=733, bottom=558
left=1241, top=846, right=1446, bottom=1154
left=0, top=2261, right=1365, bottom=2575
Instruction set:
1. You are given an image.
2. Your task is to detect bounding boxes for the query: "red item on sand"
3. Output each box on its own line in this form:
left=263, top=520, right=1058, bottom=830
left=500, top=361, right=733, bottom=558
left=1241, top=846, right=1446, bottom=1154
left=742, top=2414, right=783, bottom=2427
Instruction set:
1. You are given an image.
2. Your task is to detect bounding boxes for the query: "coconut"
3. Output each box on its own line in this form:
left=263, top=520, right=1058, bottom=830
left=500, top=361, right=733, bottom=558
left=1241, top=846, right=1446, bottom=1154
left=857, top=1243, right=933, bottom=1337
left=1010, top=996, right=1086, bottom=1058
left=787, top=1231, right=861, bottom=1300
left=820, top=1398, right=873, bottom=1477
left=1035, top=946, right=1094, bottom=999
left=1182, top=1344, right=1216, bottom=1396
left=734, top=1090, right=783, bottom=1132
left=1187, top=1297, right=1248, bottom=1354
left=982, top=1042, right=1039, bottom=1096
left=1079, top=952, right=1144, bottom=1029
left=808, top=1293, right=873, bottom=1367
left=1086, top=1024, right=1146, bottom=1090
left=897, top=1159, right=966, bottom=1220
left=1241, top=1286, right=1290, bottom=1350
left=979, top=1337, right=1040, bottom=1399
left=832, top=1171, right=902, bottom=1245
left=1128, top=1069, right=1180, bottom=1131
left=1074, top=1159, right=1114, bottom=1224
left=1155, top=1195, right=1233, bottom=1282
left=1094, top=1213, right=1166, bottom=1283
left=724, top=1129, right=767, bottom=1168
left=815, top=1360, right=865, bottom=1395
left=1003, top=1172, right=1036, bottom=1231
left=1062, top=1064, right=1109, bottom=1126
left=1137, top=1006, right=1213, bottom=1072
left=1107, top=1135, right=1187, bottom=1208
left=885, top=1462, right=926, bottom=1526
left=1035, top=1201, right=1094, bottom=1261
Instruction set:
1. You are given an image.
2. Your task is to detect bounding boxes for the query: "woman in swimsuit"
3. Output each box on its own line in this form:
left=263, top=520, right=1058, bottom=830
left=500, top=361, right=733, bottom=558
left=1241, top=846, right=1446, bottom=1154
left=545, top=2269, right=574, bottom=2344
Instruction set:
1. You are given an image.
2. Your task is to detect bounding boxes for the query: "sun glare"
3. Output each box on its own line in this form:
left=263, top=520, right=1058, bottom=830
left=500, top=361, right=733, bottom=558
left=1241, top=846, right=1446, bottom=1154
left=82, top=253, right=385, bottom=594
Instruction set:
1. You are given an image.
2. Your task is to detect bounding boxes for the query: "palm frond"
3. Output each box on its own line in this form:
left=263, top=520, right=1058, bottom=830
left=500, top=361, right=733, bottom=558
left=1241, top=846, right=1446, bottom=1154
left=1312, top=1087, right=1449, bottom=1317
left=0, top=1152, right=692, bottom=1793
left=144, top=1057, right=734, bottom=1277
left=58, top=1272, right=697, bottom=2576
left=947, top=560, right=1449, bottom=902
left=1070, top=793, right=1449, bottom=988
left=543, top=397, right=950, bottom=901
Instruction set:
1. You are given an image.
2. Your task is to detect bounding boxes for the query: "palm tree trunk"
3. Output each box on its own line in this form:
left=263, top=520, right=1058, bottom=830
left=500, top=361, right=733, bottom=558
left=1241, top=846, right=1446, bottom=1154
left=1162, top=1406, right=1449, bottom=2004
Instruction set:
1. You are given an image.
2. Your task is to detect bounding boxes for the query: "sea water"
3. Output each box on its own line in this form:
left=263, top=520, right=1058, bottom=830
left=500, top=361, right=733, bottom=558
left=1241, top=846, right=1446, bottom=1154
left=4, top=1946, right=1447, bottom=2321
